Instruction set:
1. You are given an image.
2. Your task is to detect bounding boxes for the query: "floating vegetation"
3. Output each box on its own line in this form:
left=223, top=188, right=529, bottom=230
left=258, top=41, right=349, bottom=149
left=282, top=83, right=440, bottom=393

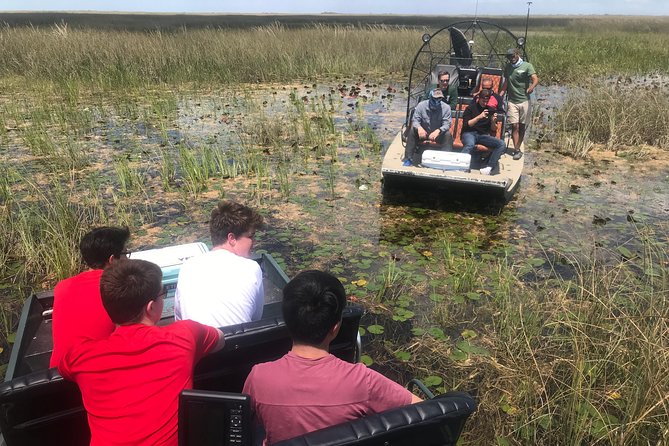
left=1, top=20, right=668, bottom=443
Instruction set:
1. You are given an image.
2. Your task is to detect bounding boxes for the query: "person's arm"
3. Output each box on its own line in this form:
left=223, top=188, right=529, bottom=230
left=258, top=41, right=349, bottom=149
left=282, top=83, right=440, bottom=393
left=189, top=321, right=226, bottom=357
left=440, top=104, right=451, bottom=134
left=467, top=108, right=488, bottom=128
left=210, top=328, right=226, bottom=353
left=410, top=103, right=424, bottom=130
left=413, top=102, right=431, bottom=140
left=499, top=78, right=508, bottom=97
left=527, top=73, right=539, bottom=94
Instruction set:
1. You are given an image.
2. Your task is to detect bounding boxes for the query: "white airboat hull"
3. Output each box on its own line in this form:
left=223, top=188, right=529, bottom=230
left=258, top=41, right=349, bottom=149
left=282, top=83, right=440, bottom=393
left=381, top=131, right=523, bottom=200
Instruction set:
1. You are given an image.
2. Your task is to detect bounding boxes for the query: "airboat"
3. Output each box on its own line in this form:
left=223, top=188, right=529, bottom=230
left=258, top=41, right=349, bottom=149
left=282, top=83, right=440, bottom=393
left=0, top=243, right=475, bottom=446
left=381, top=20, right=531, bottom=200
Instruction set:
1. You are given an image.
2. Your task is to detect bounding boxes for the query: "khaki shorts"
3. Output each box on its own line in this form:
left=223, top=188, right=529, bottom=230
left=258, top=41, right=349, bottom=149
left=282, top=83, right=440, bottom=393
left=508, top=101, right=531, bottom=125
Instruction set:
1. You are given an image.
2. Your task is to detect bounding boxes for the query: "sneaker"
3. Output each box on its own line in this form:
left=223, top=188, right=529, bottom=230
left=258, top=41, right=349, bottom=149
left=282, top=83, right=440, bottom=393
left=512, top=151, right=523, bottom=161
left=402, top=159, right=412, bottom=167
left=480, top=166, right=492, bottom=175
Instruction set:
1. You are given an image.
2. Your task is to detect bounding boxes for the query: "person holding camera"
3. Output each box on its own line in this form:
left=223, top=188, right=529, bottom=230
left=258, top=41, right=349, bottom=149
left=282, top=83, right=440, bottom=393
left=461, top=89, right=507, bottom=175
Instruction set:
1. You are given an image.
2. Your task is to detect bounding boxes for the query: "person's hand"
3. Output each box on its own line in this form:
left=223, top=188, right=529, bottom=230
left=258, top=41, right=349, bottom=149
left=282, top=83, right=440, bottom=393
left=417, top=127, right=428, bottom=140
left=428, top=129, right=441, bottom=141
left=479, top=109, right=489, bottom=120
left=527, top=86, right=535, bottom=94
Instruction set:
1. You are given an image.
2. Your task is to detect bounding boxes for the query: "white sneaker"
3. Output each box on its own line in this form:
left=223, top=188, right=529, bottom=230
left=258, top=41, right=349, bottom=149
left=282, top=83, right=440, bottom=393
left=480, top=167, right=492, bottom=175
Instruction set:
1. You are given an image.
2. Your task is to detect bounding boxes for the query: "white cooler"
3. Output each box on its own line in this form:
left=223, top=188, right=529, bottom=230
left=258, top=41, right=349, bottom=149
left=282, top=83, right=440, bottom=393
left=421, top=150, right=471, bottom=171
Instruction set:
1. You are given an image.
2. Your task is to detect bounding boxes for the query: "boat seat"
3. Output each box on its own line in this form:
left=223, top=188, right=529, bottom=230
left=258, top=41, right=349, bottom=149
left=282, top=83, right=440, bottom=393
left=0, top=305, right=364, bottom=446
left=451, top=98, right=502, bottom=153
left=273, top=391, right=477, bottom=446
left=473, top=67, right=504, bottom=95
left=0, top=368, right=88, bottom=446
left=429, top=63, right=458, bottom=86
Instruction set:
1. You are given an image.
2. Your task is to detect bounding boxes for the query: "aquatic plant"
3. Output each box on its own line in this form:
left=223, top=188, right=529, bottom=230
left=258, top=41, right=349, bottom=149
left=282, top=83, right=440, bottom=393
left=552, top=85, right=669, bottom=154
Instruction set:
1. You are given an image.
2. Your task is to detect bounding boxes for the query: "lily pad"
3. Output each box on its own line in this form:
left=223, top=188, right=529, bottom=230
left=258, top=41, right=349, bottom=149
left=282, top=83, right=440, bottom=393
left=394, top=351, right=411, bottom=361
left=360, top=355, right=374, bottom=366
left=423, top=375, right=442, bottom=386
left=367, top=324, right=385, bottom=335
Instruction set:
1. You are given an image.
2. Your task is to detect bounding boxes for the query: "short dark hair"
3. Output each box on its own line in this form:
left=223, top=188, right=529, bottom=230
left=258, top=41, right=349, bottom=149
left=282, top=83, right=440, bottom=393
left=282, top=270, right=346, bottom=346
left=209, top=201, right=264, bottom=247
left=100, top=259, right=162, bottom=324
left=80, top=226, right=130, bottom=269
left=479, top=89, right=492, bottom=98
left=438, top=70, right=450, bottom=80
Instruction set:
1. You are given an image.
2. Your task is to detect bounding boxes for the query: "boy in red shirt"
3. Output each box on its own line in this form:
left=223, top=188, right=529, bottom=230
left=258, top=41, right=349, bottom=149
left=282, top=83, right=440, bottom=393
left=50, top=226, right=130, bottom=368
left=58, top=259, right=225, bottom=446
left=243, top=270, right=421, bottom=444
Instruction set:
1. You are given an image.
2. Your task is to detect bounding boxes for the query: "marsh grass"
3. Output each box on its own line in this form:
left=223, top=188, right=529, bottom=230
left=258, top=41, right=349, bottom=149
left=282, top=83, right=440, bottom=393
left=113, top=156, right=146, bottom=196
left=0, top=24, right=417, bottom=89
left=178, top=143, right=210, bottom=197
left=551, top=86, right=669, bottom=156
left=363, top=232, right=668, bottom=445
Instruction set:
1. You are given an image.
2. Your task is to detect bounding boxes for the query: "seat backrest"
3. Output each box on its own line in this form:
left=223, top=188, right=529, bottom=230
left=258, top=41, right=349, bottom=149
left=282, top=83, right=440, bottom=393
left=0, top=368, right=89, bottom=446
left=451, top=98, right=471, bottom=151
left=273, top=392, right=477, bottom=446
left=473, top=67, right=504, bottom=95
left=430, top=64, right=458, bottom=87
left=178, top=390, right=251, bottom=446
left=0, top=304, right=363, bottom=446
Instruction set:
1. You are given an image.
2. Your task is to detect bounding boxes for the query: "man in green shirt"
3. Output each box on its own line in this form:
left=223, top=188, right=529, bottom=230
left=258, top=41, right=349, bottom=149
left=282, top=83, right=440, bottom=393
left=500, top=48, right=539, bottom=160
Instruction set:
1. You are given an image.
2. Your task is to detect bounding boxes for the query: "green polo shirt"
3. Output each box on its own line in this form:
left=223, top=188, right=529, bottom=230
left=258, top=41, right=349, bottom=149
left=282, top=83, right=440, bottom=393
left=504, top=61, right=536, bottom=104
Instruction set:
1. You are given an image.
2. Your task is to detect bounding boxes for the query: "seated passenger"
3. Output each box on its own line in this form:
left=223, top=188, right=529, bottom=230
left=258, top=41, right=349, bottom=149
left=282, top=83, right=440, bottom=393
left=58, top=259, right=225, bottom=446
left=243, top=270, right=422, bottom=444
left=50, top=226, right=129, bottom=368
left=475, top=78, right=505, bottom=113
left=461, top=89, right=507, bottom=175
left=403, top=89, right=452, bottom=167
left=175, top=200, right=264, bottom=327
left=437, top=70, right=458, bottom=109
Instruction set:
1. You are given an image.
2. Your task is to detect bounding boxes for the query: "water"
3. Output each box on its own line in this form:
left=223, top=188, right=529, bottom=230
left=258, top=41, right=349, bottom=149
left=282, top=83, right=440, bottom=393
left=169, top=80, right=667, bottom=270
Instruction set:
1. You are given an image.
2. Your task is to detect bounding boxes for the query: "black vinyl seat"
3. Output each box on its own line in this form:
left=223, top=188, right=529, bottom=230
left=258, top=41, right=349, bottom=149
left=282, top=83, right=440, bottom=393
left=273, top=392, right=477, bottom=446
left=0, top=305, right=363, bottom=446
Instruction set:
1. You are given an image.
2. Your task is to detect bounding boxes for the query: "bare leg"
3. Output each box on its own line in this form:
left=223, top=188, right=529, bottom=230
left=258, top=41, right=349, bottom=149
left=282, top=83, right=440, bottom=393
left=517, top=123, right=527, bottom=151
left=511, top=123, right=521, bottom=152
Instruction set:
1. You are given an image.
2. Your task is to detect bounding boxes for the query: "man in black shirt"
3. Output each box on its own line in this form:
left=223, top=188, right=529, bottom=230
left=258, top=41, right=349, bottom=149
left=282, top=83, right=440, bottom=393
left=461, top=89, right=506, bottom=175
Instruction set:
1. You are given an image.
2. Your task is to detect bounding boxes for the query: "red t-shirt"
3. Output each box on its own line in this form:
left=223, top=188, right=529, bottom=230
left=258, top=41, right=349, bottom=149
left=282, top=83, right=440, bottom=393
left=59, top=320, right=220, bottom=446
left=50, top=269, right=115, bottom=368
left=242, top=352, right=413, bottom=444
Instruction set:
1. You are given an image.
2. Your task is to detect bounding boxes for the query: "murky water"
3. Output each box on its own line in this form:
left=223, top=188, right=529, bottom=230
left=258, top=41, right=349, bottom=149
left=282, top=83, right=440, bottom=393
left=169, top=80, right=668, bottom=273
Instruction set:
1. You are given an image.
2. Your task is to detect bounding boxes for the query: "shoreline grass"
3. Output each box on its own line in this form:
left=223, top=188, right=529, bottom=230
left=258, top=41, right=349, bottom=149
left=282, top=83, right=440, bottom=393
left=1, top=19, right=668, bottom=91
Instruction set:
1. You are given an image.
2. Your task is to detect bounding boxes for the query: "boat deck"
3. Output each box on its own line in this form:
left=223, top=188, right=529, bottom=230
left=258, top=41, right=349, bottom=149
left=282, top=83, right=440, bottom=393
left=381, top=131, right=523, bottom=200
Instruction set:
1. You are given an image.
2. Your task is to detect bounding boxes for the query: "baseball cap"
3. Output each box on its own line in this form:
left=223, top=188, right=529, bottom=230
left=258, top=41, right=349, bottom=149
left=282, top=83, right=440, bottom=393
left=431, top=89, right=444, bottom=99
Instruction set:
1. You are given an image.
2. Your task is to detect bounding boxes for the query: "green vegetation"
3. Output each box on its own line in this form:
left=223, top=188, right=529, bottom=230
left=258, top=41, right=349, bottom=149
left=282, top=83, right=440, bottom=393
left=359, top=232, right=669, bottom=445
left=547, top=87, right=669, bottom=158
left=530, top=17, right=669, bottom=83
left=0, top=23, right=416, bottom=89
left=0, top=17, right=668, bottom=444
left=1, top=18, right=669, bottom=90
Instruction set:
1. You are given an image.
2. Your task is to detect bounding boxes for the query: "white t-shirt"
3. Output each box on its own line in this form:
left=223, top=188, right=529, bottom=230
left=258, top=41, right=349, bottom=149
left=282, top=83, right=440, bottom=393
left=174, top=249, right=264, bottom=327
